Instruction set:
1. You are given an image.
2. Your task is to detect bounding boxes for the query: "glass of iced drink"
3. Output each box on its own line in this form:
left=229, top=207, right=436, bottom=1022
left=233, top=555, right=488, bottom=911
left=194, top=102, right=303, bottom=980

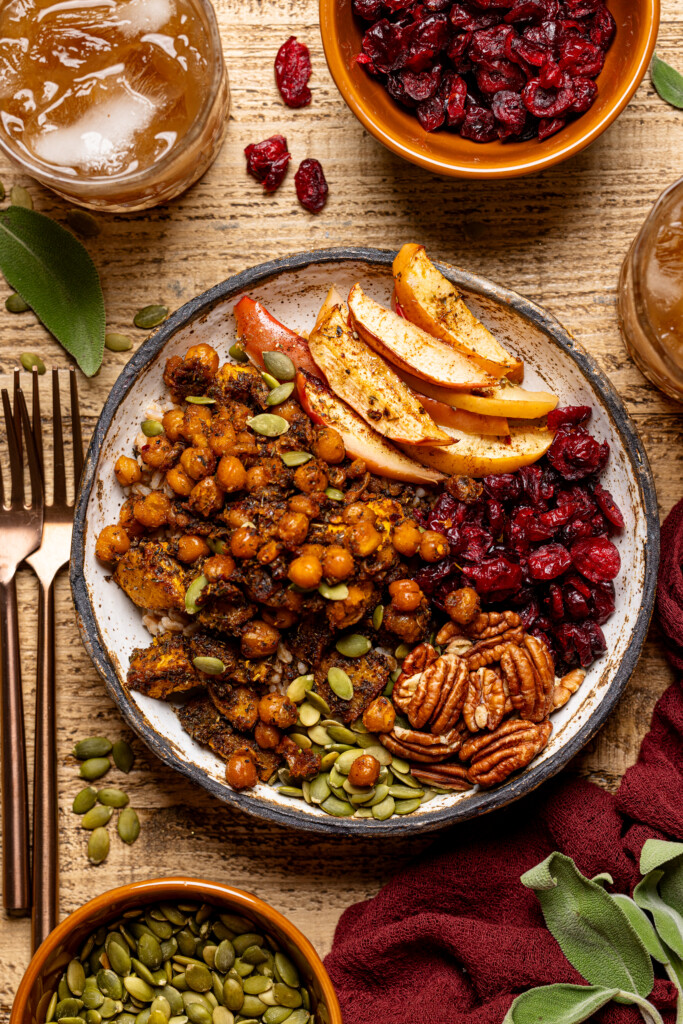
left=0, top=0, right=230, bottom=211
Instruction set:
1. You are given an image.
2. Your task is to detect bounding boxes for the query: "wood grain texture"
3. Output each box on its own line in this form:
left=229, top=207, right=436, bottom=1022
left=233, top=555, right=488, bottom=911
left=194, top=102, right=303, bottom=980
left=1, top=0, right=683, bottom=1013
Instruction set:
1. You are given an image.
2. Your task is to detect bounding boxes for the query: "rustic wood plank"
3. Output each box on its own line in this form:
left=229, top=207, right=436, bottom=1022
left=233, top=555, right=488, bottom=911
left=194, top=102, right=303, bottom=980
left=1, top=0, right=683, bottom=1014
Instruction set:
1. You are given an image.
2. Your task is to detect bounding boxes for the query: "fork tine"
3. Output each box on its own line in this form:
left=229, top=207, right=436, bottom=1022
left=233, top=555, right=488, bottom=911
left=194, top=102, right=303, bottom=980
left=32, top=367, right=43, bottom=476
left=1, top=389, right=24, bottom=508
left=0, top=454, right=4, bottom=508
left=16, top=389, right=42, bottom=511
left=69, top=368, right=84, bottom=497
left=51, top=369, right=66, bottom=506
left=13, top=370, right=22, bottom=463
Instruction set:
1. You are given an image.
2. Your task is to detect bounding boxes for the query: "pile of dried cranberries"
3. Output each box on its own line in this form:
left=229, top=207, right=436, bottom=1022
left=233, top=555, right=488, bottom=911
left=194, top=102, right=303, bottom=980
left=353, top=0, right=616, bottom=142
left=416, top=406, right=623, bottom=674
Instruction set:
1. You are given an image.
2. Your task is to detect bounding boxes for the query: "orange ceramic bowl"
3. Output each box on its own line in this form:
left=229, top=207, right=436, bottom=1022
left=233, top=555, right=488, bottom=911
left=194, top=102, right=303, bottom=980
left=320, top=0, right=660, bottom=178
left=11, top=877, right=341, bottom=1024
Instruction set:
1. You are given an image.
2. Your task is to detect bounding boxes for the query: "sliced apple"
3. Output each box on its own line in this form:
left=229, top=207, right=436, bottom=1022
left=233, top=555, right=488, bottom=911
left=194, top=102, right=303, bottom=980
left=234, top=296, right=320, bottom=378
left=418, top=393, right=509, bottom=436
left=347, top=284, right=497, bottom=391
left=392, top=244, right=524, bottom=382
left=314, top=285, right=344, bottom=330
left=400, top=425, right=555, bottom=478
left=296, top=371, right=445, bottom=484
left=309, top=303, right=453, bottom=447
left=395, top=367, right=558, bottom=419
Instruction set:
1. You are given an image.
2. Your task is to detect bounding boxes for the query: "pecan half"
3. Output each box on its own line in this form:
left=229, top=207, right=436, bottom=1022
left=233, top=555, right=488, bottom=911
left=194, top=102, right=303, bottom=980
left=379, top=724, right=463, bottom=763
left=460, top=718, right=552, bottom=788
left=466, top=610, right=522, bottom=641
left=393, top=645, right=466, bottom=732
left=392, top=642, right=438, bottom=720
left=430, top=656, right=469, bottom=734
left=463, top=667, right=508, bottom=732
left=553, top=668, right=586, bottom=710
left=499, top=635, right=554, bottom=723
left=410, top=764, right=472, bottom=791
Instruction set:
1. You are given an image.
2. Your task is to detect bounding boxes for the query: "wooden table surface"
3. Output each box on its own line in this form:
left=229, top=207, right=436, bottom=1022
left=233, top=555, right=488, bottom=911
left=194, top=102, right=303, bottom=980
left=1, top=0, right=683, bottom=1014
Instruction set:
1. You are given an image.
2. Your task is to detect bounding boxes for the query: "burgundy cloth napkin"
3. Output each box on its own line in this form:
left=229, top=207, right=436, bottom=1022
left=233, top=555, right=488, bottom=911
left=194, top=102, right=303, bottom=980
left=325, top=499, right=683, bottom=1024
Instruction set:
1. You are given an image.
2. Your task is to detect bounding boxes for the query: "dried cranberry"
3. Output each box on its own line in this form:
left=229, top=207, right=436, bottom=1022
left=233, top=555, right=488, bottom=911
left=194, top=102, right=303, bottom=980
left=519, top=464, right=555, bottom=503
left=555, top=621, right=605, bottom=668
left=417, top=92, right=446, bottom=129
left=528, top=542, right=572, bottom=580
left=442, top=71, right=468, bottom=123
left=244, top=135, right=291, bottom=193
left=492, top=88, right=527, bottom=135
left=571, top=536, right=621, bottom=583
left=460, top=103, right=498, bottom=141
left=558, top=37, right=605, bottom=77
left=519, top=597, right=540, bottom=628
left=415, top=557, right=459, bottom=593
left=401, top=63, right=443, bottom=99
left=483, top=472, right=522, bottom=501
left=294, top=159, right=328, bottom=213
left=449, top=4, right=476, bottom=29
left=537, top=116, right=565, bottom=139
left=564, top=0, right=602, bottom=16
left=275, top=37, right=312, bottom=108
left=470, top=25, right=514, bottom=66
left=477, top=58, right=526, bottom=93
left=571, top=75, right=598, bottom=111
left=454, top=523, right=494, bottom=561
left=361, top=19, right=412, bottom=73
left=547, top=405, right=592, bottom=430
left=504, top=0, right=560, bottom=23
left=522, top=76, right=574, bottom=117
left=548, top=583, right=564, bottom=619
left=562, top=584, right=590, bottom=619
left=547, top=431, right=609, bottom=480
left=486, top=499, right=506, bottom=536
left=406, top=13, right=451, bottom=70
left=593, top=483, right=625, bottom=531
left=589, top=8, right=616, bottom=48
left=353, top=0, right=384, bottom=19
left=463, top=555, right=523, bottom=595
left=591, top=580, right=616, bottom=624
left=447, top=30, right=473, bottom=63
left=386, top=72, right=417, bottom=106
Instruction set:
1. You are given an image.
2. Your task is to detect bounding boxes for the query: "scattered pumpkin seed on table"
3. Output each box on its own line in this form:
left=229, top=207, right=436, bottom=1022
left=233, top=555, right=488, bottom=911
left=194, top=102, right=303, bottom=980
left=72, top=787, right=98, bottom=815
left=105, top=332, right=133, bottom=352
left=87, top=827, right=109, bottom=864
left=80, top=757, right=111, bottom=781
left=20, top=352, right=45, bottom=372
left=10, top=184, right=32, bottom=208
left=134, top=304, right=169, bottom=329
left=118, top=806, right=141, bottom=845
left=97, top=788, right=129, bottom=808
left=74, top=737, right=112, bottom=760
left=81, top=805, right=113, bottom=830
left=112, top=739, right=135, bottom=774
left=6, top=293, right=29, bottom=313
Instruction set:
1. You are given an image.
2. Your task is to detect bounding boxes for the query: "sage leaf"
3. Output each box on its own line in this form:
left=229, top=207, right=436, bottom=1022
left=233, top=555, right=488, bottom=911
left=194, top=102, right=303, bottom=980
left=640, top=840, right=683, bottom=876
left=521, top=853, right=654, bottom=998
left=0, top=206, right=105, bottom=376
left=502, top=984, right=618, bottom=1024
left=634, top=870, right=683, bottom=959
left=591, top=873, right=614, bottom=888
left=651, top=54, right=683, bottom=109
left=611, top=894, right=670, bottom=964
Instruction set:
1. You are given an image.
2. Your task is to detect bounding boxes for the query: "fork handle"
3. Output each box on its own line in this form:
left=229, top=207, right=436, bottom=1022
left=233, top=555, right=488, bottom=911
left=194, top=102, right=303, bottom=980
left=0, top=578, right=31, bottom=916
left=32, top=578, right=58, bottom=951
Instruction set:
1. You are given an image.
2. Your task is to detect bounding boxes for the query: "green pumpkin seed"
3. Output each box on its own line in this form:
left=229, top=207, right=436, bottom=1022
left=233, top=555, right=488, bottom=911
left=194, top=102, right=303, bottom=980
left=212, top=1010, right=233, bottom=1024
left=118, top=807, right=141, bottom=845
left=262, top=351, right=295, bottom=382
left=222, top=979, right=243, bottom=1013
left=138, top=932, right=163, bottom=970
left=124, top=978, right=155, bottom=1003
left=278, top=786, right=303, bottom=798
left=325, top=724, right=357, bottom=745
left=135, top=1012, right=150, bottom=1024
left=265, top=382, right=294, bottom=406
left=348, top=788, right=376, bottom=806
left=371, top=795, right=395, bottom=820
left=185, top=396, right=215, bottom=406
left=101, top=1003, right=122, bottom=1022
left=389, top=756, right=410, bottom=775
left=57, top=1017, right=87, bottom=1024
left=301, top=780, right=312, bottom=804
left=141, top=419, right=164, bottom=437
left=240, top=997, right=267, bottom=1017
left=394, top=643, right=410, bottom=660
left=11, top=184, right=32, bottom=208
left=145, top=910, right=173, bottom=939
left=185, top=576, right=208, bottom=615
left=232, top=934, right=263, bottom=956
left=214, top=940, right=235, bottom=974
left=185, top=1005, right=211, bottom=1024
left=112, top=740, right=135, bottom=774
left=288, top=732, right=311, bottom=750
left=206, top=539, right=227, bottom=555
left=192, top=657, right=225, bottom=675
left=372, top=604, right=384, bottom=630
left=389, top=771, right=421, bottom=789
left=261, top=372, right=280, bottom=390
left=6, top=293, right=29, bottom=313
left=131, top=959, right=156, bottom=985
left=105, top=333, right=134, bottom=352
left=327, top=667, right=353, bottom=701
left=107, top=942, right=132, bottom=977
left=360, top=743, right=392, bottom=766
left=88, top=1012, right=104, bottom=1024
left=273, top=954, right=299, bottom=990
left=228, top=344, right=248, bottom=364
left=366, top=784, right=390, bottom=807
left=271, top=985, right=301, bottom=1010
left=320, top=751, right=338, bottom=770
left=304, top=691, right=330, bottom=715
left=98, top=788, right=129, bottom=808
left=185, top=964, right=212, bottom=993
left=335, top=749, right=364, bottom=774
left=298, top=703, right=319, bottom=727
left=335, top=634, right=371, bottom=658
left=324, top=487, right=344, bottom=502
left=74, top=737, right=113, bottom=759
left=46, top=992, right=59, bottom=1022
left=59, top=979, right=72, bottom=1001
left=280, top=452, right=312, bottom=468
left=242, top=977, right=271, bottom=996
left=66, top=209, right=100, bottom=237
left=82, top=986, right=104, bottom=1010
left=262, top=1009, right=292, bottom=1024
left=97, top=971, right=123, bottom=1001
left=317, top=582, right=348, bottom=601
left=82, top=805, right=113, bottom=829
left=177, top=931, right=196, bottom=957
left=320, top=795, right=354, bottom=817
left=246, top=414, right=289, bottom=438
left=134, top=305, right=169, bottom=330
left=169, top=1018, right=189, bottom=1024
left=161, top=937, right=179, bottom=961
left=286, top=674, right=314, bottom=703
left=73, top=787, right=98, bottom=814
left=87, top=826, right=110, bottom=863
left=394, top=797, right=422, bottom=815
left=159, top=990, right=184, bottom=1017
left=285, top=1012, right=309, bottom=1024
left=57, top=997, right=84, bottom=1018
left=149, top=1012, right=168, bottom=1024
left=20, top=351, right=46, bottom=373
left=305, top=724, right=329, bottom=746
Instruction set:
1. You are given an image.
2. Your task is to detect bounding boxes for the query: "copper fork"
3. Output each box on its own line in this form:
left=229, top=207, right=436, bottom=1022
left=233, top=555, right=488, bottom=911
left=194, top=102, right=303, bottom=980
left=24, top=368, right=83, bottom=951
left=0, top=384, right=43, bottom=917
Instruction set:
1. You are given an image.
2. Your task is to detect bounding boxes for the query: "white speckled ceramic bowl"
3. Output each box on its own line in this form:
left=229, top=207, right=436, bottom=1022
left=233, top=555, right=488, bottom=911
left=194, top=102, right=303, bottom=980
left=71, top=247, right=659, bottom=835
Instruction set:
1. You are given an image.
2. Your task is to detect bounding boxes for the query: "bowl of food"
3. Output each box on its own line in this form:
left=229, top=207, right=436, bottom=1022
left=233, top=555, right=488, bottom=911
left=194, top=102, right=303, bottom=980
left=11, top=876, right=341, bottom=1024
left=319, top=0, right=659, bottom=179
left=71, top=245, right=659, bottom=834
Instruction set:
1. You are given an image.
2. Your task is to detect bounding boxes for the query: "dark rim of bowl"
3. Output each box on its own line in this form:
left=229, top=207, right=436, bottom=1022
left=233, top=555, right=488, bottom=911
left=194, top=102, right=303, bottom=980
left=70, top=246, right=660, bottom=836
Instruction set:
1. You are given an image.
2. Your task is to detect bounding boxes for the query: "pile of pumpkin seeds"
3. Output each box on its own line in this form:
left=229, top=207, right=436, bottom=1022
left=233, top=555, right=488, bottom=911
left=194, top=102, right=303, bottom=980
left=71, top=737, right=141, bottom=864
left=43, top=901, right=319, bottom=1024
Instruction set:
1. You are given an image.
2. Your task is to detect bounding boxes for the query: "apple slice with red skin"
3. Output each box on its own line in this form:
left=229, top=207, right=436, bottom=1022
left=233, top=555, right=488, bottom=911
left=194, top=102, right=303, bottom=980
left=417, top=393, right=509, bottom=436
left=233, top=295, right=320, bottom=377
left=296, top=371, right=445, bottom=485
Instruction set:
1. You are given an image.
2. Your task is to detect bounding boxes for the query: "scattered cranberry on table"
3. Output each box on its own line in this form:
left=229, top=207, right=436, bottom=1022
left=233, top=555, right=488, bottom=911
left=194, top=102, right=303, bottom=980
left=295, top=158, right=329, bottom=212
left=244, top=135, right=292, bottom=192
left=275, top=35, right=312, bottom=107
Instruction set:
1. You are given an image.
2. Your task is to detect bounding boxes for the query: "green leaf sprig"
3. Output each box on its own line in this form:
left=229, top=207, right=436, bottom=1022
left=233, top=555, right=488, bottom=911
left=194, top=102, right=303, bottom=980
left=0, top=204, right=105, bottom=376
left=504, top=841, right=683, bottom=1024
left=651, top=54, right=683, bottom=109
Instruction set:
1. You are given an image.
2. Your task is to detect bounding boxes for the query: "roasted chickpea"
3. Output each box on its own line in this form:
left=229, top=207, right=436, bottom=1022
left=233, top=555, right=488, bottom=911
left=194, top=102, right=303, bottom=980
left=312, top=426, right=345, bottom=464
left=392, top=519, right=422, bottom=558
left=114, top=455, right=141, bottom=487
left=342, top=502, right=376, bottom=525
left=177, top=535, right=210, bottom=563
left=134, top=492, right=171, bottom=529
left=241, top=620, right=281, bottom=659
left=95, top=525, right=130, bottom=563
left=262, top=607, right=299, bottom=629
left=225, top=752, right=257, bottom=790
left=258, top=693, right=298, bottom=730
left=293, top=459, right=328, bottom=494
left=216, top=455, right=247, bottom=493
left=419, top=530, right=449, bottom=563
left=349, top=520, right=382, bottom=557
left=119, top=496, right=145, bottom=538
left=277, top=511, right=309, bottom=549
left=180, top=446, right=216, bottom=481
left=348, top=754, right=381, bottom=788
left=246, top=464, right=271, bottom=492
left=389, top=579, right=424, bottom=613
left=230, top=527, right=260, bottom=559
left=288, top=494, right=320, bottom=518
left=208, top=416, right=237, bottom=456
left=254, top=721, right=282, bottom=751
left=257, top=540, right=281, bottom=565
left=288, top=554, right=323, bottom=590
left=299, top=543, right=325, bottom=560
left=187, top=476, right=224, bottom=518
left=225, top=507, right=252, bottom=529
left=204, top=554, right=236, bottom=582
left=346, top=458, right=368, bottom=479
left=185, top=343, right=219, bottom=375
left=181, top=405, right=212, bottom=446
left=162, top=408, right=185, bottom=441
left=272, top=397, right=302, bottom=422
left=140, top=436, right=174, bottom=469
left=322, top=545, right=354, bottom=582
left=362, top=696, right=396, bottom=734
left=166, top=464, right=194, bottom=497
left=444, top=586, right=481, bottom=626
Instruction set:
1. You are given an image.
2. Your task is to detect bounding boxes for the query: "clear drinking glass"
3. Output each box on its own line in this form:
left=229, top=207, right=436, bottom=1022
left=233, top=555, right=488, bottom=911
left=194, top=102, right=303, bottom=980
left=617, top=177, right=683, bottom=403
left=0, top=0, right=230, bottom=212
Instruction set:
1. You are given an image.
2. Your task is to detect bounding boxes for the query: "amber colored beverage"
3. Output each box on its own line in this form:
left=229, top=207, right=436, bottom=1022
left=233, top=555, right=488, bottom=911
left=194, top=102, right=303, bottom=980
left=0, top=0, right=229, bottom=210
left=618, top=177, right=683, bottom=403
